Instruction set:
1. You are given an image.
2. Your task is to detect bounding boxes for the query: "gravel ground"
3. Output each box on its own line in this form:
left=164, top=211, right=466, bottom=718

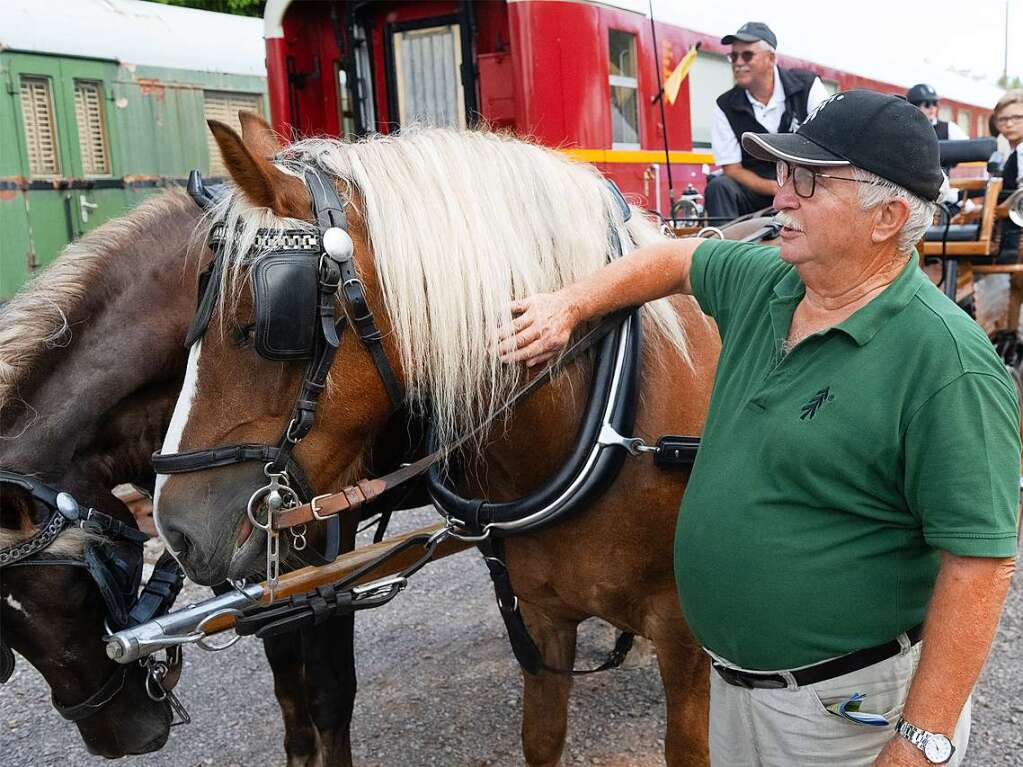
left=1, top=507, right=1020, bottom=766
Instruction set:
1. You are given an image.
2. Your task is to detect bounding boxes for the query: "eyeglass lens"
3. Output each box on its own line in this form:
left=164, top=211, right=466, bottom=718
left=728, top=51, right=757, bottom=64
left=921, top=101, right=938, bottom=108
left=776, top=162, right=815, bottom=198
left=995, top=114, right=1023, bottom=125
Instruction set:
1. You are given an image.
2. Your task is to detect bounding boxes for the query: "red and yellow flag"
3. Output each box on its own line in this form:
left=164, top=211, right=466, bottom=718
left=664, top=44, right=699, bottom=106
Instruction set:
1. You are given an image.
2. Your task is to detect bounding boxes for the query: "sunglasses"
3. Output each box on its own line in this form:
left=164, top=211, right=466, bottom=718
left=919, top=100, right=938, bottom=108
left=776, top=161, right=882, bottom=199
left=728, top=51, right=760, bottom=64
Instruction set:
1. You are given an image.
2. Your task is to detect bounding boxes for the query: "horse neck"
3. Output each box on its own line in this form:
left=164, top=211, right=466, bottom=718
left=0, top=197, right=198, bottom=476
left=466, top=362, right=592, bottom=500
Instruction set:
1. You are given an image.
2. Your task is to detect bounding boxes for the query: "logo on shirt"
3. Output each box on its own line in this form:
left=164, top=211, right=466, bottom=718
left=800, top=387, right=834, bottom=420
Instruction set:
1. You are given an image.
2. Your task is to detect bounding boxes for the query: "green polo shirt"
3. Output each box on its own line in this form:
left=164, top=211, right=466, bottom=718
left=675, top=238, right=1020, bottom=671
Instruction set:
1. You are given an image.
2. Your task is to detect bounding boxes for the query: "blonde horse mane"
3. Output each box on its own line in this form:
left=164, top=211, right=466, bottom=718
left=209, top=128, right=690, bottom=446
left=0, top=190, right=194, bottom=414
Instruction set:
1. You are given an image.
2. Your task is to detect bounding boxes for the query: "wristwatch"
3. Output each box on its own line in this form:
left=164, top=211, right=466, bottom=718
left=895, top=718, right=955, bottom=764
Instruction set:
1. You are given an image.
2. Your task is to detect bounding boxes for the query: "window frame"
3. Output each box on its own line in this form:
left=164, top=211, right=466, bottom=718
left=608, top=28, right=641, bottom=150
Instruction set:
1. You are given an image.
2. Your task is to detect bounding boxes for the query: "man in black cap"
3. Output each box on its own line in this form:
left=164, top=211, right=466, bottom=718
left=907, top=83, right=969, bottom=141
left=706, top=21, right=829, bottom=220
left=500, top=90, right=1018, bottom=766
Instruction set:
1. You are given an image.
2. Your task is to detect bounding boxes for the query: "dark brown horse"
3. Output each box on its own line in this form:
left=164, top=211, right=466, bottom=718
left=0, top=191, right=358, bottom=765
left=155, top=118, right=720, bottom=765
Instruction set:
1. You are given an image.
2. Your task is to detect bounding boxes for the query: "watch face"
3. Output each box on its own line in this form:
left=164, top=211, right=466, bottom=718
left=924, top=735, right=954, bottom=763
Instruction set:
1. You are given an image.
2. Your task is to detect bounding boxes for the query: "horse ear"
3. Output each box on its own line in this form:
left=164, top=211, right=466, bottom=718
left=207, top=119, right=310, bottom=219
left=238, top=110, right=282, bottom=159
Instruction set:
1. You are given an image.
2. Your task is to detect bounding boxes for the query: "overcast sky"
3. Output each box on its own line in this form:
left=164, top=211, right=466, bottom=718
left=647, top=0, right=1019, bottom=87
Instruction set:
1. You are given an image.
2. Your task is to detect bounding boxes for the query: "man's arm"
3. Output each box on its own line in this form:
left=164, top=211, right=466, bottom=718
left=497, top=238, right=703, bottom=366
left=721, top=162, right=778, bottom=196
left=874, top=552, right=1016, bottom=766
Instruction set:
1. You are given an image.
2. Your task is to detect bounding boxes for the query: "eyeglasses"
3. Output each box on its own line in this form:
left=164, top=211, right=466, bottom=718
left=728, top=51, right=760, bottom=64
left=776, top=161, right=882, bottom=199
left=995, top=114, right=1023, bottom=126
left=919, top=100, right=938, bottom=108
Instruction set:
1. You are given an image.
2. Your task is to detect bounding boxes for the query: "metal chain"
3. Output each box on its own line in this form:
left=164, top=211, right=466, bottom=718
left=0, top=513, right=67, bottom=567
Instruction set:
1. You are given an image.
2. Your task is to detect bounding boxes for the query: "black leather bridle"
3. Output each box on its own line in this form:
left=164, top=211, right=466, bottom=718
left=151, top=168, right=403, bottom=589
left=0, top=471, right=185, bottom=722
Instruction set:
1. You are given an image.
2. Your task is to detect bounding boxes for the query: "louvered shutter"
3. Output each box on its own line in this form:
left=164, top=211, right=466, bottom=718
left=19, top=76, right=61, bottom=176
left=203, top=91, right=264, bottom=177
left=74, top=81, right=111, bottom=176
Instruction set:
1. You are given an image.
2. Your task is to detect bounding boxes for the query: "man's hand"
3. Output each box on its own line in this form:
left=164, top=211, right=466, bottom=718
left=873, top=735, right=927, bottom=766
left=496, top=291, right=580, bottom=367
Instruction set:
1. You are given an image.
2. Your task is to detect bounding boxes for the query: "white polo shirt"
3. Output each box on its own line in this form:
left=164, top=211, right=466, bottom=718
left=711, top=67, right=830, bottom=167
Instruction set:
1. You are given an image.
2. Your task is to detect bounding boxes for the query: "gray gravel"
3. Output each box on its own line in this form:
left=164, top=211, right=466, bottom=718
left=1, top=507, right=1019, bottom=766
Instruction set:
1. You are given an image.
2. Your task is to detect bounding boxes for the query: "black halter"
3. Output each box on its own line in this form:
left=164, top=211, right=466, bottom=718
left=0, top=471, right=184, bottom=721
left=152, top=168, right=403, bottom=569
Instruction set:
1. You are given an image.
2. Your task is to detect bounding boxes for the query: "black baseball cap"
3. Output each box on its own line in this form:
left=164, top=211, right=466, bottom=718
left=721, top=22, right=777, bottom=49
left=741, top=89, right=944, bottom=202
left=906, top=83, right=939, bottom=105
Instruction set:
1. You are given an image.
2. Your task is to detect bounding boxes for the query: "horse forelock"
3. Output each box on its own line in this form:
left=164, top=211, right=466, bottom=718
left=211, top=127, right=691, bottom=447
left=0, top=190, right=196, bottom=414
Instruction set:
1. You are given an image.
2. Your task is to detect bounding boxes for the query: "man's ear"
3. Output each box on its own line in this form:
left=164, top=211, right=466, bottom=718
left=870, top=197, right=911, bottom=248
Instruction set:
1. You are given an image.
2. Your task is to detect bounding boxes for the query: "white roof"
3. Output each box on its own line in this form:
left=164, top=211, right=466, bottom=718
left=600, top=0, right=1007, bottom=110
left=0, top=0, right=265, bottom=77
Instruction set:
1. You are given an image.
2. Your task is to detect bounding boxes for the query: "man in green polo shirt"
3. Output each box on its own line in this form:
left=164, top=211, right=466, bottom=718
left=499, top=90, right=1019, bottom=766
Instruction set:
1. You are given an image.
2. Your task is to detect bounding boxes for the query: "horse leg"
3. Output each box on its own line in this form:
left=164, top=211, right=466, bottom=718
left=518, top=605, right=579, bottom=767
left=262, top=634, right=321, bottom=767
left=651, top=629, right=711, bottom=767
left=300, top=614, right=356, bottom=767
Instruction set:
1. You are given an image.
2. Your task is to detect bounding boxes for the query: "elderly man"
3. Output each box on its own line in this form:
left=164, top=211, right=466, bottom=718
left=706, top=21, right=829, bottom=220
left=906, top=83, right=969, bottom=141
left=500, top=91, right=1018, bottom=766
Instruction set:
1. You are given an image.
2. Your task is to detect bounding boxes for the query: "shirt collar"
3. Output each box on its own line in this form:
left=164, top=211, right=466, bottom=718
left=771, top=256, right=927, bottom=346
left=746, top=66, right=784, bottom=110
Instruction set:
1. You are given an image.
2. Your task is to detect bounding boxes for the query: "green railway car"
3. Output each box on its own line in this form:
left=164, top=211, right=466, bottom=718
left=0, top=0, right=268, bottom=298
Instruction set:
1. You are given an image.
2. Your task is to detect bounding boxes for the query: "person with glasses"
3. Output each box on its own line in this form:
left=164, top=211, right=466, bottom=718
left=706, top=21, right=829, bottom=221
left=990, top=90, right=1023, bottom=260
left=499, top=90, right=1018, bottom=767
left=906, top=83, right=969, bottom=141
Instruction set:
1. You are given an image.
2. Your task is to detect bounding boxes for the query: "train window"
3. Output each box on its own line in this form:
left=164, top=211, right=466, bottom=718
left=19, top=76, right=61, bottom=176
left=938, top=104, right=953, bottom=123
left=203, top=91, right=264, bottom=177
left=391, top=24, right=466, bottom=129
left=689, top=52, right=732, bottom=148
left=957, top=109, right=971, bottom=137
left=74, top=81, right=111, bottom=176
left=977, top=113, right=989, bottom=138
left=609, top=30, right=640, bottom=148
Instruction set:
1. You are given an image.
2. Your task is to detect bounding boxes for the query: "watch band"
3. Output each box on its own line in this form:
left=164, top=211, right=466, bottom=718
left=895, top=718, right=955, bottom=764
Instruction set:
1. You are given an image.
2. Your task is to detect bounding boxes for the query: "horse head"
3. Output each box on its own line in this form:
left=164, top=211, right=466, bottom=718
left=0, top=480, right=172, bottom=756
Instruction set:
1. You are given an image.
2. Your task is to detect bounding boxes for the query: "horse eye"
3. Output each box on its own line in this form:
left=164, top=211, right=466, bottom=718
left=231, top=323, right=255, bottom=347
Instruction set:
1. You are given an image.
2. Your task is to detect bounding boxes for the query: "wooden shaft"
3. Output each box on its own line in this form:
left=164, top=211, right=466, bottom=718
left=199, top=524, right=472, bottom=634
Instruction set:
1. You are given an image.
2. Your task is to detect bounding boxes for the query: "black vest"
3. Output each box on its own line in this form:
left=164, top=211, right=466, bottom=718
left=716, top=67, right=818, bottom=179
left=1004, top=149, right=1019, bottom=192
left=933, top=121, right=950, bottom=140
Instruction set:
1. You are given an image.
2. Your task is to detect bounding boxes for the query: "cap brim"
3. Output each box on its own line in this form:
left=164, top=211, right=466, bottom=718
left=720, top=33, right=761, bottom=44
left=741, top=132, right=850, bottom=167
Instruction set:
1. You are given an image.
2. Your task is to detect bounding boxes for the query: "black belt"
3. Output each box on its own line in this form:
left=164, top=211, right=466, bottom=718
left=712, top=624, right=924, bottom=690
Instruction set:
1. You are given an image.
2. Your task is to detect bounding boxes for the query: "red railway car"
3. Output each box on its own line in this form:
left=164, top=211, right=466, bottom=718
left=262, top=0, right=997, bottom=217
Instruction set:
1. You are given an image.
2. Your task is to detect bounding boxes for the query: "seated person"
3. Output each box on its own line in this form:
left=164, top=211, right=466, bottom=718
left=907, top=83, right=969, bottom=141
left=706, top=21, right=828, bottom=220
left=991, top=90, right=1022, bottom=261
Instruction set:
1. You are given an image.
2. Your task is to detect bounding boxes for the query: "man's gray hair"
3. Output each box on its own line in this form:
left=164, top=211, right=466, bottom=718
left=851, top=168, right=935, bottom=257
left=757, top=40, right=776, bottom=54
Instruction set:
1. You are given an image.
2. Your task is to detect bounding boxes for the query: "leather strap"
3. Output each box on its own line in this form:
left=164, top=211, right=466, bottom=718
left=271, top=309, right=631, bottom=531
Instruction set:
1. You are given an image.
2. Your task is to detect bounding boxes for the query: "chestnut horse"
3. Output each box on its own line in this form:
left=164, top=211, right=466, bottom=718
left=0, top=191, right=358, bottom=766
left=154, top=119, right=720, bottom=766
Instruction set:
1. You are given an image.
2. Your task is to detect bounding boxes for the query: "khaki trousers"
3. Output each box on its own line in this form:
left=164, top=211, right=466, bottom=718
left=709, top=642, right=972, bottom=767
